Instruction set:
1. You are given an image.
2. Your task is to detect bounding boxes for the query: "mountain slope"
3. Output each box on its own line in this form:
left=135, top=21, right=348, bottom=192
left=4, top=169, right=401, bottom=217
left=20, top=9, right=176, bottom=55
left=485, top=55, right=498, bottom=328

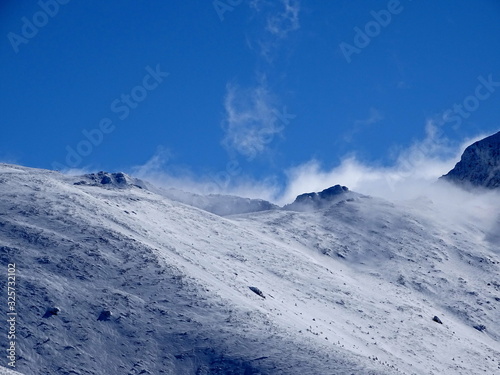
left=0, top=163, right=499, bottom=374
left=441, top=130, right=500, bottom=189
left=73, top=171, right=278, bottom=216
left=0, top=366, right=25, bottom=375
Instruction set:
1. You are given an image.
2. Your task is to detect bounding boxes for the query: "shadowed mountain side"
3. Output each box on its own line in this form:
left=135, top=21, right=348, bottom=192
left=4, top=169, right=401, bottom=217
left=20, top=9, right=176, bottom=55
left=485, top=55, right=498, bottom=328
left=441, top=131, right=500, bottom=189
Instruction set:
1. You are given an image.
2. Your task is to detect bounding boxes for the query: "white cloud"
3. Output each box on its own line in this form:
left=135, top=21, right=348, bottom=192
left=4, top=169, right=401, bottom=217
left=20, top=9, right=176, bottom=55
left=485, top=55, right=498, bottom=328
left=129, top=146, right=281, bottom=202
left=57, top=167, right=95, bottom=176
left=131, top=146, right=171, bottom=177
left=221, top=82, right=285, bottom=159
left=218, top=1, right=300, bottom=160
left=278, top=121, right=490, bottom=204
left=128, top=125, right=500, bottom=242
left=129, top=121, right=498, bottom=231
left=249, top=0, right=301, bottom=60
left=266, top=0, right=300, bottom=39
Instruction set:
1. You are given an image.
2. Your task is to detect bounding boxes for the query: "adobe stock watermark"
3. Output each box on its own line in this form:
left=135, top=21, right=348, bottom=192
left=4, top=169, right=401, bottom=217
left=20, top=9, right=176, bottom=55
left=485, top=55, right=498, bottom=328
left=339, top=0, right=409, bottom=63
left=442, top=74, right=500, bottom=128
left=7, top=0, right=72, bottom=54
left=213, top=0, right=242, bottom=21
left=52, top=64, right=169, bottom=170
left=6, top=263, right=17, bottom=368
left=384, top=73, right=499, bottom=191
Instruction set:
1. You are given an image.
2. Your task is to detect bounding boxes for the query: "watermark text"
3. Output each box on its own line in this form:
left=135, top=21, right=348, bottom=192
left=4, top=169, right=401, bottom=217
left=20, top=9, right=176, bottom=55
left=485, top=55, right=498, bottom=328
left=6, top=263, right=17, bottom=368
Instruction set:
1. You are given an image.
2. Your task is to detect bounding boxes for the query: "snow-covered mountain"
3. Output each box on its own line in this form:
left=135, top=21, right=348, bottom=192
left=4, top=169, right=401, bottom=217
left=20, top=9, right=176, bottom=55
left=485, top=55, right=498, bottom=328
left=0, top=163, right=499, bottom=375
left=283, top=185, right=357, bottom=211
left=152, top=188, right=278, bottom=217
left=73, top=171, right=278, bottom=216
left=441, top=130, right=500, bottom=189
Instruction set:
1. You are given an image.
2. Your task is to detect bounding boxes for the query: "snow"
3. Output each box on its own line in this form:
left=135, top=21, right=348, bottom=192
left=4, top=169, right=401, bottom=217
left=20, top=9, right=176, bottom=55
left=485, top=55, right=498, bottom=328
left=0, top=163, right=499, bottom=374
left=0, top=366, right=25, bottom=375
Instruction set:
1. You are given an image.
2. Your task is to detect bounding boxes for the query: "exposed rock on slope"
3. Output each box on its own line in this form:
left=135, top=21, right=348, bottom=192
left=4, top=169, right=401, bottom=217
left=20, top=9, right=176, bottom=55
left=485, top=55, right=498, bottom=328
left=284, top=185, right=357, bottom=211
left=73, top=171, right=278, bottom=216
left=73, top=171, right=148, bottom=189
left=441, top=130, right=500, bottom=189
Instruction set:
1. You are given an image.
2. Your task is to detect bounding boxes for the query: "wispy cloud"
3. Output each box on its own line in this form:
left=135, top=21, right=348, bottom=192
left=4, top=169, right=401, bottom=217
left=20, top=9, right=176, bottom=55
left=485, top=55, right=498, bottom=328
left=279, top=121, right=489, bottom=204
left=265, top=0, right=300, bottom=38
left=128, top=122, right=499, bottom=241
left=130, top=146, right=171, bottom=177
left=345, top=107, right=384, bottom=142
left=354, top=107, right=384, bottom=127
left=129, top=146, right=280, bottom=201
left=128, top=129, right=500, bottom=244
left=220, top=1, right=300, bottom=159
left=221, top=81, right=285, bottom=159
left=249, top=0, right=301, bottom=61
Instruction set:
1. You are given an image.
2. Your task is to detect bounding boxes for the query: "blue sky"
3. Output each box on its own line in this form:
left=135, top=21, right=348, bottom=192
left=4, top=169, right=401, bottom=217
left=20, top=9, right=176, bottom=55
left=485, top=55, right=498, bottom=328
left=1, top=0, right=500, bottom=202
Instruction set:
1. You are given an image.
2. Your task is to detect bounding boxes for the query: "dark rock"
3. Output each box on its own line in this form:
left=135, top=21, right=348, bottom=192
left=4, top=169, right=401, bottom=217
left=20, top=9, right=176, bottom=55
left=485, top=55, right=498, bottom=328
left=249, top=286, right=265, bottom=298
left=98, top=309, right=112, bottom=321
left=285, top=185, right=352, bottom=211
left=432, top=315, right=443, bottom=324
left=473, top=324, right=486, bottom=332
left=114, top=172, right=127, bottom=184
left=441, top=131, right=500, bottom=189
left=100, top=175, right=112, bottom=184
left=73, top=171, right=148, bottom=190
left=43, top=307, right=60, bottom=318
left=295, top=185, right=348, bottom=204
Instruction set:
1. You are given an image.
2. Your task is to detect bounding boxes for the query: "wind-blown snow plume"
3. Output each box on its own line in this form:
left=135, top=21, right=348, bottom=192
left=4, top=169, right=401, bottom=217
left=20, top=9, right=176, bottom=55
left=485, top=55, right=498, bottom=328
left=280, top=121, right=490, bottom=203
left=129, top=122, right=497, bottom=214
left=130, top=146, right=171, bottom=177
left=130, top=146, right=280, bottom=202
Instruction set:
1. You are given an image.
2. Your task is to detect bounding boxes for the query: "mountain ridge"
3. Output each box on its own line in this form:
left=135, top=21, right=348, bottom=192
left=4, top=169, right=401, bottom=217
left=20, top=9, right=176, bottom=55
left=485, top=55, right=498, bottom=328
left=0, top=163, right=499, bottom=374
left=441, top=130, right=500, bottom=189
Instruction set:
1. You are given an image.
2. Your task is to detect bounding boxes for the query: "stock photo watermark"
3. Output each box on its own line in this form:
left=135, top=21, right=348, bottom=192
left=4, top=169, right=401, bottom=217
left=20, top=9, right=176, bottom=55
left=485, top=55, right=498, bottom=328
left=339, top=0, right=408, bottom=63
left=6, top=263, right=17, bottom=368
left=443, top=74, right=500, bottom=128
left=384, top=73, right=499, bottom=191
left=213, top=0, right=242, bottom=21
left=52, top=64, right=169, bottom=170
left=7, top=0, right=72, bottom=54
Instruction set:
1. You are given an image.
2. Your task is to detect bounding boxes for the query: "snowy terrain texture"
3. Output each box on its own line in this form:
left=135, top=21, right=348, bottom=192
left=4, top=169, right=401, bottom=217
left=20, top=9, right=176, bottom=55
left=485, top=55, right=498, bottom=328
left=441, top=130, right=500, bottom=189
left=0, top=135, right=499, bottom=374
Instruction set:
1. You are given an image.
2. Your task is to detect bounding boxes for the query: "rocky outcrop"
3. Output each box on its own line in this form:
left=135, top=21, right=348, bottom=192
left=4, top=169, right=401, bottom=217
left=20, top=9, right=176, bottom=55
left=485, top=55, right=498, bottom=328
left=441, top=131, right=500, bottom=189
left=284, top=185, right=354, bottom=211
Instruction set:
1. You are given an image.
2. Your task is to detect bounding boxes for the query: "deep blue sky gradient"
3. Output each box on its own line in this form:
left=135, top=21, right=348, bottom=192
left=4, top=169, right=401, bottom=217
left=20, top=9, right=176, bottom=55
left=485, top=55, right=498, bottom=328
left=1, top=0, right=500, bottom=191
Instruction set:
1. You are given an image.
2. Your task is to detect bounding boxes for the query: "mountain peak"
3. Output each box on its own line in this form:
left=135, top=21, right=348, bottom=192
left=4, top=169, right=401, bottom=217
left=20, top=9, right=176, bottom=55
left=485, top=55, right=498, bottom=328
left=73, top=171, right=147, bottom=189
left=441, top=131, right=500, bottom=189
left=285, top=185, right=352, bottom=211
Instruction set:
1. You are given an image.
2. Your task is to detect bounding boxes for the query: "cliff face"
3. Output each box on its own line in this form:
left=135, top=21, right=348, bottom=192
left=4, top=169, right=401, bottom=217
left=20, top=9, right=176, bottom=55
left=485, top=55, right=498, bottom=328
left=441, top=131, right=500, bottom=189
